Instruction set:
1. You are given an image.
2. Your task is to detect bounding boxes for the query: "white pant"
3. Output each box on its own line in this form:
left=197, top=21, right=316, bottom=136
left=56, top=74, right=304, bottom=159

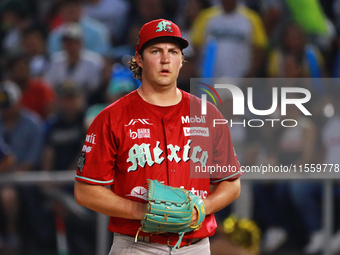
left=109, top=233, right=211, bottom=255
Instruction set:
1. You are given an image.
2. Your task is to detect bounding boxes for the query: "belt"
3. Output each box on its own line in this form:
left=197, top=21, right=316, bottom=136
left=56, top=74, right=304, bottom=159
left=136, top=234, right=201, bottom=248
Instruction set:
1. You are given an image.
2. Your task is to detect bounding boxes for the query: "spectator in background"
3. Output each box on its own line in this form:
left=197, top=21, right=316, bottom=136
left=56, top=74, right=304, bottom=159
left=191, top=0, right=268, bottom=78
left=45, top=23, right=104, bottom=102
left=42, top=82, right=94, bottom=255
left=281, top=53, right=305, bottom=78
left=289, top=88, right=340, bottom=254
left=0, top=0, right=34, bottom=55
left=253, top=57, right=317, bottom=253
left=43, top=83, right=85, bottom=172
left=335, top=0, right=340, bottom=31
left=47, top=0, right=110, bottom=55
left=0, top=137, right=15, bottom=173
left=86, top=55, right=115, bottom=106
left=285, top=0, right=336, bottom=52
left=267, top=23, right=329, bottom=115
left=255, top=95, right=317, bottom=253
left=176, top=0, right=211, bottom=43
left=332, top=31, right=340, bottom=77
left=0, top=134, right=16, bottom=253
left=175, top=0, right=212, bottom=92
left=6, top=53, right=56, bottom=120
left=133, top=0, right=164, bottom=25
left=21, top=24, right=50, bottom=77
left=260, top=0, right=283, bottom=40
left=41, top=0, right=65, bottom=31
left=83, top=0, right=130, bottom=45
left=267, top=22, right=326, bottom=79
left=122, top=0, right=165, bottom=58
left=0, top=81, right=47, bottom=253
left=260, top=0, right=335, bottom=52
left=84, top=63, right=138, bottom=129
left=176, top=0, right=211, bottom=33
left=321, top=88, right=340, bottom=254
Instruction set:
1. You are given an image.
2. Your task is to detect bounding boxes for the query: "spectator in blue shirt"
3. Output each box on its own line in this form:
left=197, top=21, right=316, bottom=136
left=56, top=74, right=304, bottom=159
left=0, top=81, right=47, bottom=253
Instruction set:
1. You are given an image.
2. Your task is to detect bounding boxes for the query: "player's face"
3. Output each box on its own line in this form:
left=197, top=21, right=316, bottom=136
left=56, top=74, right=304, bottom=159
left=136, top=40, right=183, bottom=89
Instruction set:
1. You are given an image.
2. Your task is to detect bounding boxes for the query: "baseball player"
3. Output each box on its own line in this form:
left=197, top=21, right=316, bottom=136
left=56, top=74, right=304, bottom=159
left=74, top=19, right=242, bottom=255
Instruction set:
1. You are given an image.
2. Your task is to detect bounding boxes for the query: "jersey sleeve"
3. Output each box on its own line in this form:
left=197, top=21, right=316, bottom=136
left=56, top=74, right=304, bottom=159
left=75, top=109, right=116, bottom=185
left=210, top=109, right=243, bottom=184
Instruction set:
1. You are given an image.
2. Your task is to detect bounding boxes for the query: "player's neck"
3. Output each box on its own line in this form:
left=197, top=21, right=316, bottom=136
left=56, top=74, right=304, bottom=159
left=137, top=84, right=182, bottom=106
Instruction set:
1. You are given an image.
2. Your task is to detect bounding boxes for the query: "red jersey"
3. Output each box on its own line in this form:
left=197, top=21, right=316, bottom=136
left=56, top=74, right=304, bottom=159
left=75, top=90, right=242, bottom=239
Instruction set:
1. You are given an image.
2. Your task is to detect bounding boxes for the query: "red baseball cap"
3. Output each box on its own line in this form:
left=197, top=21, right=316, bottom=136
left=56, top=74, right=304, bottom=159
left=136, top=19, right=189, bottom=52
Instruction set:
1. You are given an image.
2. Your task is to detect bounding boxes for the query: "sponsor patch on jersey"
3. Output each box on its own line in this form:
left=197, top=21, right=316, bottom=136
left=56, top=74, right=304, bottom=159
left=130, top=129, right=151, bottom=139
left=77, top=152, right=86, bottom=173
left=126, top=186, right=148, bottom=201
left=183, top=127, right=209, bottom=137
left=181, top=115, right=206, bottom=124
left=180, top=186, right=208, bottom=199
left=82, top=145, right=92, bottom=153
left=85, top=133, right=96, bottom=145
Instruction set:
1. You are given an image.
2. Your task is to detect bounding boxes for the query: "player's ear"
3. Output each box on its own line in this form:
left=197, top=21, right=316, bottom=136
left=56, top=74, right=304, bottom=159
left=135, top=51, right=143, bottom=68
left=180, top=53, right=184, bottom=68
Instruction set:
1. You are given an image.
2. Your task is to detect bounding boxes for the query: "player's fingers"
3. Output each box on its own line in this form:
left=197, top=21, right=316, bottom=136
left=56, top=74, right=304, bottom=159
left=191, top=207, right=198, bottom=226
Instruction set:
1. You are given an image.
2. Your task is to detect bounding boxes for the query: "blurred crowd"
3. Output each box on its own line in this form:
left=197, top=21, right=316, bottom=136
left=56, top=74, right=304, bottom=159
left=0, top=0, right=339, bottom=254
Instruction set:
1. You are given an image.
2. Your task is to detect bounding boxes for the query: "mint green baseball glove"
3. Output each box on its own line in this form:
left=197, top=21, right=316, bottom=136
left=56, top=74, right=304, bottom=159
left=136, top=179, right=206, bottom=250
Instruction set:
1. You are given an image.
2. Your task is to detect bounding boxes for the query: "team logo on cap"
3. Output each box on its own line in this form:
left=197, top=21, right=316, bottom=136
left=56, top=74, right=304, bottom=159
left=156, top=20, right=172, bottom=33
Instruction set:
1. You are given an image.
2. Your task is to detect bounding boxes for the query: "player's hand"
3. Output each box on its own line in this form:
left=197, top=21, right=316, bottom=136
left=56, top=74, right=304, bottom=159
left=191, top=207, right=198, bottom=226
